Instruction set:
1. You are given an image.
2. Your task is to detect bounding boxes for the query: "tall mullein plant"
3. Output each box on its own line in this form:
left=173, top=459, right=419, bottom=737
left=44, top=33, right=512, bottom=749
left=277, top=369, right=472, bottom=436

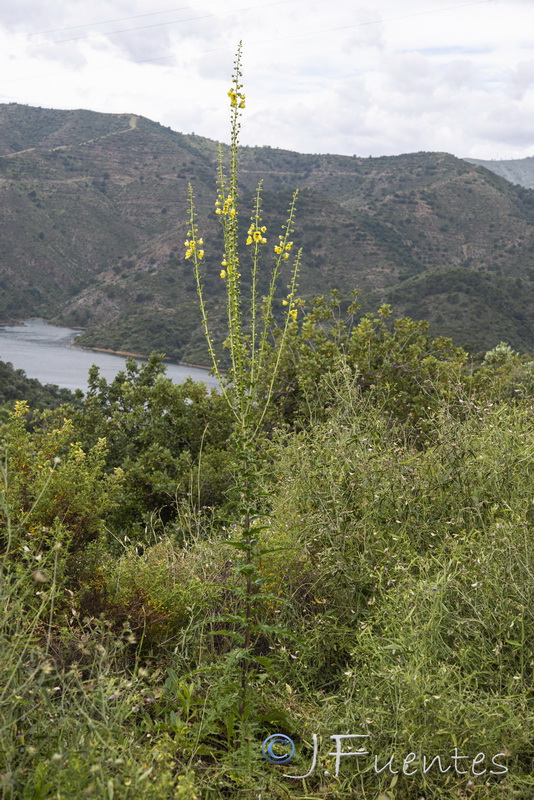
left=185, top=45, right=301, bottom=717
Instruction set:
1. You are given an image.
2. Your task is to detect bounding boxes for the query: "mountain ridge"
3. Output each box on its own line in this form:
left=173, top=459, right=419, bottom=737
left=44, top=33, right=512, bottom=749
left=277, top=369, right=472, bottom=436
left=2, top=102, right=534, bottom=363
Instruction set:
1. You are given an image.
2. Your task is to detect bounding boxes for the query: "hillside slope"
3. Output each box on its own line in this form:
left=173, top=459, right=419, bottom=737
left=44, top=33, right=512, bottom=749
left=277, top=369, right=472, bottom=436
left=2, top=103, right=534, bottom=360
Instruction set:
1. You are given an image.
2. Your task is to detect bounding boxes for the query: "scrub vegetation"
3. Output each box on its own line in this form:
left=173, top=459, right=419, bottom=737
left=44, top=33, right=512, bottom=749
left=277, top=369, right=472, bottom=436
left=0, top=54, right=533, bottom=800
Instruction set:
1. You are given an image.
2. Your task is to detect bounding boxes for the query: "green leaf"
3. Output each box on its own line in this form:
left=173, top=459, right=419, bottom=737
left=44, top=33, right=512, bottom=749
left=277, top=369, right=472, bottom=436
left=234, top=563, right=256, bottom=576
left=225, top=540, right=252, bottom=553
left=256, top=545, right=293, bottom=556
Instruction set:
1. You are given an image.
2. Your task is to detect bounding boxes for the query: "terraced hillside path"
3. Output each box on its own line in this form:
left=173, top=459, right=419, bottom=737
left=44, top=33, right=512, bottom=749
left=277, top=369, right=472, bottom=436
left=5, top=114, right=139, bottom=157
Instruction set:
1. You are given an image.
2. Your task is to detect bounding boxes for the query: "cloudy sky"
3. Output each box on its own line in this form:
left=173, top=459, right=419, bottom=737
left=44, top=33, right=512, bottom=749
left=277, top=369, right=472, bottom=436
left=1, top=0, right=534, bottom=160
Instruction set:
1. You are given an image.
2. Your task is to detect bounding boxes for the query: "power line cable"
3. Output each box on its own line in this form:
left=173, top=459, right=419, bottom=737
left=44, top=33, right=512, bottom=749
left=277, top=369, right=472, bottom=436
left=98, top=0, right=499, bottom=64
left=1, top=0, right=299, bottom=53
left=0, top=5, right=193, bottom=42
left=4, top=13, right=212, bottom=52
left=0, top=0, right=495, bottom=84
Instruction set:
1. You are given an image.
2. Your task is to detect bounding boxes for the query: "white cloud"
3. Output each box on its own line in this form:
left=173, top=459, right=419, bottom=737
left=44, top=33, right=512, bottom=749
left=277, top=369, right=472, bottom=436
left=0, top=0, right=534, bottom=159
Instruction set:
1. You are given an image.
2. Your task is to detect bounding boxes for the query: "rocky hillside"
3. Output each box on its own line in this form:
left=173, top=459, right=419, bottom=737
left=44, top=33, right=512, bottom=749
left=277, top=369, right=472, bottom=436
left=2, top=102, right=534, bottom=361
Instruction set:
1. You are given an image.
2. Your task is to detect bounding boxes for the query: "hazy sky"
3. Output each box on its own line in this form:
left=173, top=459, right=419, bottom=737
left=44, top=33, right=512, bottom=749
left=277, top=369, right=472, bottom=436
left=1, top=0, right=533, bottom=159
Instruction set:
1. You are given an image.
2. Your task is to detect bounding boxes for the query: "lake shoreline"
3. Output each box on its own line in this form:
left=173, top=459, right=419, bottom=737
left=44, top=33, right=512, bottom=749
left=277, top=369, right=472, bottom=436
left=70, top=342, right=212, bottom=372
left=3, top=319, right=212, bottom=373
left=0, top=319, right=219, bottom=391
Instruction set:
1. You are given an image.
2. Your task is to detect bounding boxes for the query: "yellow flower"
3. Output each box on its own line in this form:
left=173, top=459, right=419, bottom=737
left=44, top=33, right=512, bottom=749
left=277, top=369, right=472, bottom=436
left=184, top=237, right=203, bottom=260
left=221, top=195, right=235, bottom=215
left=228, top=89, right=245, bottom=108
left=274, top=245, right=282, bottom=255
left=220, top=269, right=227, bottom=279
left=282, top=299, right=288, bottom=306
left=246, top=236, right=253, bottom=246
left=253, top=230, right=262, bottom=242
left=290, top=308, right=298, bottom=321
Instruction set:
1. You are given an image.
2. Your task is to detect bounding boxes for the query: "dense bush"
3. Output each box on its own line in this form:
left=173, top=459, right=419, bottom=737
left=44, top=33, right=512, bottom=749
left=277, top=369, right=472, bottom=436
left=71, top=354, right=233, bottom=535
left=0, top=324, right=532, bottom=798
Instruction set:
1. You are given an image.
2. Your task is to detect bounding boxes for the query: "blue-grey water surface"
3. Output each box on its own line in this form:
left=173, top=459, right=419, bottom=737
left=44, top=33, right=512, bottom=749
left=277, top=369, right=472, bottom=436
left=0, top=319, right=218, bottom=392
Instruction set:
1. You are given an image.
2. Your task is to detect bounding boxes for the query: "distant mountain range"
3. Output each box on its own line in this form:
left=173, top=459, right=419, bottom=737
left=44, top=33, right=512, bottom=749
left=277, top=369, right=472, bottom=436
left=465, top=156, right=534, bottom=190
left=1, top=101, right=534, bottom=363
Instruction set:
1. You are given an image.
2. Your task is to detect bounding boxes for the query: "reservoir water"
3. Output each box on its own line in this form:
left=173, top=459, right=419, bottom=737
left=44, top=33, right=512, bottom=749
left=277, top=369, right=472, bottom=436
left=0, top=319, right=219, bottom=392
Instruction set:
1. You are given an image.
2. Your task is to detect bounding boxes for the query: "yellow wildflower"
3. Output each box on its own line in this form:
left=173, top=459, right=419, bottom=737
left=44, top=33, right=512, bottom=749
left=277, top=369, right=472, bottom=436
left=184, top=238, right=203, bottom=260
left=220, top=269, right=227, bottom=279
left=228, top=88, right=245, bottom=108
left=290, top=308, right=298, bottom=321
left=246, top=223, right=266, bottom=244
left=221, top=195, right=235, bottom=215
left=249, top=230, right=265, bottom=244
